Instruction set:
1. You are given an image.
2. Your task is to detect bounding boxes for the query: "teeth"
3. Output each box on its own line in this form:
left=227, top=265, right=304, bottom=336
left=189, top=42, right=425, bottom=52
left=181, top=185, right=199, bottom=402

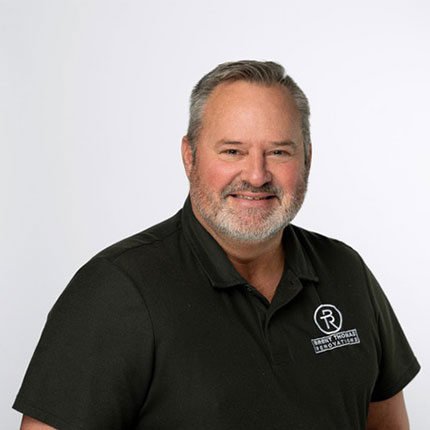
left=234, top=195, right=269, bottom=200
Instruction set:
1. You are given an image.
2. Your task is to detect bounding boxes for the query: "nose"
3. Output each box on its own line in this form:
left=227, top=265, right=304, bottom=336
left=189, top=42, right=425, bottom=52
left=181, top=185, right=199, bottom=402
left=240, top=152, right=272, bottom=187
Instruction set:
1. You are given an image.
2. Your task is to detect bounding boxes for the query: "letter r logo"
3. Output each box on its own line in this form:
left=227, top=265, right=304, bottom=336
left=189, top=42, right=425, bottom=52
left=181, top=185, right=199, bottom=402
left=314, top=304, right=343, bottom=334
left=320, top=309, right=337, bottom=329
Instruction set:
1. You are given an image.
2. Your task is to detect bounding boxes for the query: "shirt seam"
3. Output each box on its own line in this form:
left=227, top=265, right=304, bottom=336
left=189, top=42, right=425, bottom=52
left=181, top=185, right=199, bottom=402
left=13, top=395, right=85, bottom=430
left=91, top=256, right=157, bottom=407
left=103, top=226, right=183, bottom=262
left=371, top=357, right=420, bottom=401
left=356, top=252, right=382, bottom=356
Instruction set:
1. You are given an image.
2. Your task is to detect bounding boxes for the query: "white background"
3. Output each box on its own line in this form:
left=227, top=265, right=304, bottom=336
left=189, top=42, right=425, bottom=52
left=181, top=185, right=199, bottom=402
left=2, top=0, right=429, bottom=427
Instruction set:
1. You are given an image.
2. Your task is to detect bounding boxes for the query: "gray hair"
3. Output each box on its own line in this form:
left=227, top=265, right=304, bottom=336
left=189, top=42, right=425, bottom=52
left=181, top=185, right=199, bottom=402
left=186, top=60, right=311, bottom=165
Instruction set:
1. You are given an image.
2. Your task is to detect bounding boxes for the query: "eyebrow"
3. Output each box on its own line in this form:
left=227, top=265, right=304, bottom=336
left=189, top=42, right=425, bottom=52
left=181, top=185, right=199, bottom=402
left=271, top=140, right=298, bottom=148
left=215, top=140, right=242, bottom=147
left=215, top=139, right=298, bottom=147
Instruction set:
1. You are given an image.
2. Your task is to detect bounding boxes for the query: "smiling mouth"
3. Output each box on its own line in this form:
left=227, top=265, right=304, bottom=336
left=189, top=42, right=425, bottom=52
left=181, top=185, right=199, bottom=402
left=230, top=194, right=275, bottom=200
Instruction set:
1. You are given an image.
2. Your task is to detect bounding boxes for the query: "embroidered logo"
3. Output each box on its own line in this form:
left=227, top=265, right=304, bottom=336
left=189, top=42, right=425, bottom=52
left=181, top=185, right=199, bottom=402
left=311, top=304, right=360, bottom=354
left=314, top=304, right=342, bottom=335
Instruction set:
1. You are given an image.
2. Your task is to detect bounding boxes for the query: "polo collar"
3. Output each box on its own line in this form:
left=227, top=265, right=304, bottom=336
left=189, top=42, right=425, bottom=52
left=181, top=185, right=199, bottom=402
left=181, top=196, right=319, bottom=288
left=282, top=224, right=319, bottom=282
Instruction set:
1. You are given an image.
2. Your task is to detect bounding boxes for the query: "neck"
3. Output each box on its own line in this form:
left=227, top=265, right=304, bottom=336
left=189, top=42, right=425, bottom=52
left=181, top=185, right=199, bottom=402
left=217, top=231, right=285, bottom=302
left=192, top=203, right=285, bottom=301
left=215, top=231, right=284, bottom=267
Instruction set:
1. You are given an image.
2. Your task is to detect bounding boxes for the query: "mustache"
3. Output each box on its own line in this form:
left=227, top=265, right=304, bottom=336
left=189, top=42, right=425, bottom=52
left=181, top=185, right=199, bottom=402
left=221, top=182, right=283, bottom=199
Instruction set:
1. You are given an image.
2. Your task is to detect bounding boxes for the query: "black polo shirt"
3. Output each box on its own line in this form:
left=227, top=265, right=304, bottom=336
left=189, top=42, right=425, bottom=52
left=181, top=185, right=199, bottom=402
left=13, top=197, right=420, bottom=430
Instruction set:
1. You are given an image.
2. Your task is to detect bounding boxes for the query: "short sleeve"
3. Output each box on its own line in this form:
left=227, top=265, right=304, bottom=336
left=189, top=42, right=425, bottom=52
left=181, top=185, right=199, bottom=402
left=12, top=257, right=155, bottom=430
left=362, top=261, right=420, bottom=402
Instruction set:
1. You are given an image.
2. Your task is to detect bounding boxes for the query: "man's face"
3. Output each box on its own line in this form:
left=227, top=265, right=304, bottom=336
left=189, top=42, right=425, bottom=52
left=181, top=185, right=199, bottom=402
left=182, top=80, right=310, bottom=244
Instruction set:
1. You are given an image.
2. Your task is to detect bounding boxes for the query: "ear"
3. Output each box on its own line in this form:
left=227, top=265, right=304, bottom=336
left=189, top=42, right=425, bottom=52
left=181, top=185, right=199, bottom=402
left=181, top=136, right=193, bottom=179
left=306, top=142, right=312, bottom=169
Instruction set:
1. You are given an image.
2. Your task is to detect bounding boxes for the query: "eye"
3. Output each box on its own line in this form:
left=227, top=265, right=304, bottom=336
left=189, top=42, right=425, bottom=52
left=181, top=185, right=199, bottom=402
left=271, top=149, right=290, bottom=157
left=223, top=149, right=240, bottom=155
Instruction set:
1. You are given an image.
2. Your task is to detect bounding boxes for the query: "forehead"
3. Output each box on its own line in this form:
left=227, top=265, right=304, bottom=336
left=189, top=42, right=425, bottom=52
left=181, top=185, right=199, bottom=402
left=200, top=80, right=302, bottom=141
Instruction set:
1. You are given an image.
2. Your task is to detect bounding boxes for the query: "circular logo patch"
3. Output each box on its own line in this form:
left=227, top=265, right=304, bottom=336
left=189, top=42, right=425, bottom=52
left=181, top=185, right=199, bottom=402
left=314, top=304, right=343, bottom=335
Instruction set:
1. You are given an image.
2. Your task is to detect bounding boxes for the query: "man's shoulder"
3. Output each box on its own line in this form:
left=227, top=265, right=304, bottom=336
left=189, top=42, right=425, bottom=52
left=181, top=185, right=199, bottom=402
left=289, top=224, right=373, bottom=294
left=92, top=209, right=184, bottom=265
left=49, top=210, right=185, bottom=321
left=290, top=224, right=363, bottom=263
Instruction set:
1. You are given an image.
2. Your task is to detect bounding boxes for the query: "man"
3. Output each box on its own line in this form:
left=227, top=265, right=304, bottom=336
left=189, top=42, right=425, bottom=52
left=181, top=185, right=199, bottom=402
left=14, top=61, right=420, bottom=429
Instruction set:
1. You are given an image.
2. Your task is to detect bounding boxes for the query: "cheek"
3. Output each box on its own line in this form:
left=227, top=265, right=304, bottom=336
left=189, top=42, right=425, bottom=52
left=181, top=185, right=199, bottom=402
left=274, top=164, right=304, bottom=186
left=198, top=160, right=239, bottom=189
